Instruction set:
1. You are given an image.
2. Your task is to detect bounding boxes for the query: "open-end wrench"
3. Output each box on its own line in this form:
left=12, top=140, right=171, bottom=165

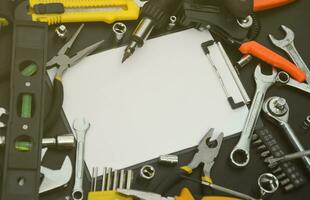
left=230, top=65, right=277, bottom=167
left=276, top=71, right=310, bottom=95
left=263, top=96, right=310, bottom=173
left=72, top=118, right=90, bottom=200
left=269, top=25, right=310, bottom=83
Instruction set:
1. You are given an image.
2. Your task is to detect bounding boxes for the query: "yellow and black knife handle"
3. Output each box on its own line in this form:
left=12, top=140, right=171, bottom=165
left=29, top=0, right=140, bottom=25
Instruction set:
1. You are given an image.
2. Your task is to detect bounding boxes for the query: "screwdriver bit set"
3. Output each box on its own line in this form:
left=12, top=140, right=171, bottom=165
left=253, top=129, right=306, bottom=191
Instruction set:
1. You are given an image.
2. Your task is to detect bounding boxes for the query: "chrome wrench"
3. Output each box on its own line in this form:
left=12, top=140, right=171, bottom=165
left=276, top=71, right=310, bottom=95
left=269, top=25, right=310, bottom=83
left=263, top=96, right=310, bottom=172
left=72, top=118, right=90, bottom=200
left=230, top=65, right=277, bottom=167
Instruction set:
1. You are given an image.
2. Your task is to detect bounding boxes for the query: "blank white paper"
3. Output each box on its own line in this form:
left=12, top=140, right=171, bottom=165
left=51, top=29, right=248, bottom=171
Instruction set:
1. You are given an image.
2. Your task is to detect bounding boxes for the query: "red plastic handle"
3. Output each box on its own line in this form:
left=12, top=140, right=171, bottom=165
left=239, top=41, right=306, bottom=82
left=254, top=0, right=296, bottom=12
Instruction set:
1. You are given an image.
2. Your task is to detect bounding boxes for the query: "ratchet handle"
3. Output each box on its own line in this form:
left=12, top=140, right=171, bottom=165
left=254, top=0, right=296, bottom=12
left=239, top=41, right=306, bottom=82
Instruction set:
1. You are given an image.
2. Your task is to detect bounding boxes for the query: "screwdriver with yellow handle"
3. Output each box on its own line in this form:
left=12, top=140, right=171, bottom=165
left=28, top=0, right=140, bottom=25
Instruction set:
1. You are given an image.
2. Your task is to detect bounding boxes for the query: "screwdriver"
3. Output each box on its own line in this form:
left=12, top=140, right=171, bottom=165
left=181, top=176, right=258, bottom=200
left=267, top=150, right=310, bottom=165
left=122, top=0, right=179, bottom=63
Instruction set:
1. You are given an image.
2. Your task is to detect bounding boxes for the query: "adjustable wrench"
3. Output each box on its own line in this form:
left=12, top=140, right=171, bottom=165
left=269, top=25, right=310, bottom=83
left=263, top=96, right=310, bottom=172
left=276, top=71, right=310, bottom=95
left=40, top=148, right=73, bottom=193
left=72, top=118, right=90, bottom=200
left=230, top=65, right=277, bottom=167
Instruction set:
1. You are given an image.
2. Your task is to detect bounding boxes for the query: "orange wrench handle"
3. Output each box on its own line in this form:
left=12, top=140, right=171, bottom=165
left=239, top=41, right=306, bottom=82
left=254, top=0, right=296, bottom=12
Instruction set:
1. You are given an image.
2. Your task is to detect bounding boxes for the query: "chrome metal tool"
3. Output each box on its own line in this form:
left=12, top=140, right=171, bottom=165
left=275, top=71, right=310, bottom=95
left=269, top=25, right=310, bottom=83
left=263, top=96, right=310, bottom=172
left=267, top=150, right=310, bottom=166
left=39, top=148, right=73, bottom=193
left=72, top=118, right=90, bottom=200
left=230, top=65, right=277, bottom=167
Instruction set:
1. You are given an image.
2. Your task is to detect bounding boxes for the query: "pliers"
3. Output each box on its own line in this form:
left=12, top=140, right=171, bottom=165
left=45, top=24, right=104, bottom=131
left=155, top=128, right=224, bottom=195
left=117, top=187, right=239, bottom=200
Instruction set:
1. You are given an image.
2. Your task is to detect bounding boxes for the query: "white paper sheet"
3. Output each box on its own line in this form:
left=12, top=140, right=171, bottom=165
left=50, top=29, right=248, bottom=171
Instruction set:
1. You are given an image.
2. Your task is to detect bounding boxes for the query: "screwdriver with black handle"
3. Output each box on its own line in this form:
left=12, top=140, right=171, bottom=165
left=122, top=0, right=180, bottom=63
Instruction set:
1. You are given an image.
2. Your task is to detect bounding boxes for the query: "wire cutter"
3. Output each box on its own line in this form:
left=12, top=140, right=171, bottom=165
left=117, top=187, right=239, bottom=200
left=45, top=24, right=104, bottom=131
left=155, top=128, right=224, bottom=194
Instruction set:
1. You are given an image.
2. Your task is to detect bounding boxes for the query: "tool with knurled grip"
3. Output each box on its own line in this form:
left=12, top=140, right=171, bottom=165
left=122, top=0, right=180, bottom=63
left=154, top=128, right=223, bottom=195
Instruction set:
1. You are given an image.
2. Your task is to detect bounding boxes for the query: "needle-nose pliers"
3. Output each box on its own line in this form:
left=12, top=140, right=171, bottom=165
left=45, top=24, right=104, bottom=131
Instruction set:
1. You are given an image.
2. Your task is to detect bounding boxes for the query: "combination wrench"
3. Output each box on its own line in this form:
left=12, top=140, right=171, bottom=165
left=263, top=96, right=310, bottom=172
left=72, top=118, right=90, bottom=200
left=276, top=71, right=310, bottom=95
left=269, top=25, right=310, bottom=83
left=230, top=65, right=277, bottom=167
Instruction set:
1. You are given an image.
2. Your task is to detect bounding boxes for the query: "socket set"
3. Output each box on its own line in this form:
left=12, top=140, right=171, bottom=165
left=88, top=168, right=134, bottom=200
left=252, top=127, right=306, bottom=191
left=90, top=167, right=134, bottom=192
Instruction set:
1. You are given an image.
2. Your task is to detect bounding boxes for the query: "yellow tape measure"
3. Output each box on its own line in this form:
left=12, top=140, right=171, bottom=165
left=28, top=0, right=140, bottom=25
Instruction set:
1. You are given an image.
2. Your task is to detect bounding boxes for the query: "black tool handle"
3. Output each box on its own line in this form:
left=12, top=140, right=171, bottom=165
left=221, top=0, right=253, bottom=19
left=44, top=78, right=64, bottom=131
left=142, top=0, right=180, bottom=28
left=155, top=169, right=184, bottom=195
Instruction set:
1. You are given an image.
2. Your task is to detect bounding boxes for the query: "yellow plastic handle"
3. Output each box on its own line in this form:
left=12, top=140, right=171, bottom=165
left=175, top=188, right=195, bottom=200
left=202, top=197, right=240, bottom=200
left=29, top=0, right=140, bottom=25
left=88, top=191, right=133, bottom=200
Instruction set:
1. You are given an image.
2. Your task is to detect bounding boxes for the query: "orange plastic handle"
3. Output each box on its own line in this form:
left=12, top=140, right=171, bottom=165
left=254, top=0, right=296, bottom=12
left=239, top=41, right=306, bottom=82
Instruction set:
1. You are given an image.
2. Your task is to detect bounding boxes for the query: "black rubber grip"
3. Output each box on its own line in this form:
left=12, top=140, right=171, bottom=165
left=44, top=78, right=64, bottom=131
left=221, top=0, right=253, bottom=19
left=33, top=3, right=65, bottom=14
left=154, top=170, right=184, bottom=195
left=142, top=0, right=180, bottom=29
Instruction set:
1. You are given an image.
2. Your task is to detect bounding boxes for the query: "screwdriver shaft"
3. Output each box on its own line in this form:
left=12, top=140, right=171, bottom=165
left=269, top=150, right=310, bottom=164
left=201, top=181, right=258, bottom=200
